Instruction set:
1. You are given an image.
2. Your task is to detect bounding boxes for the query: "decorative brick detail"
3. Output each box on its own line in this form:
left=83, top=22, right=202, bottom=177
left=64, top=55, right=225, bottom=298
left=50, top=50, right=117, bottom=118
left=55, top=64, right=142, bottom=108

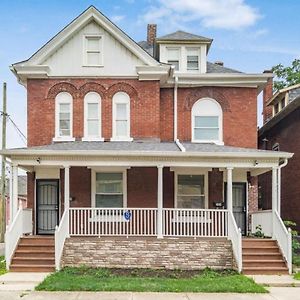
left=47, top=82, right=79, bottom=99
left=78, top=82, right=107, bottom=98
left=62, top=237, right=234, bottom=270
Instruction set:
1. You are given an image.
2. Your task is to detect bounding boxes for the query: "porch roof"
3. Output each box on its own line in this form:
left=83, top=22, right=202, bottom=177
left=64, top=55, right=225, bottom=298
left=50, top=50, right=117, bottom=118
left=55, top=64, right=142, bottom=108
left=1, top=141, right=293, bottom=159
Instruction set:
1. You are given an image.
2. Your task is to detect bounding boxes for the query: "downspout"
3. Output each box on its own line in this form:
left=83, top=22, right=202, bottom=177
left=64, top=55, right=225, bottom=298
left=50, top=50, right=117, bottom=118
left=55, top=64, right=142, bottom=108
left=277, top=158, right=288, bottom=215
left=173, top=75, right=178, bottom=141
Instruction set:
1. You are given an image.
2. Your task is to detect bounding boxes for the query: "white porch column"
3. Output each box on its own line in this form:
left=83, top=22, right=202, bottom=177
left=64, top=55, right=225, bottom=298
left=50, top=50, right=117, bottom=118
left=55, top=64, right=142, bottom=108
left=227, top=167, right=233, bottom=213
left=272, top=167, right=278, bottom=238
left=277, top=167, right=281, bottom=215
left=12, top=164, right=18, bottom=220
left=157, top=165, right=163, bottom=239
left=9, top=164, right=13, bottom=224
left=64, top=166, right=70, bottom=211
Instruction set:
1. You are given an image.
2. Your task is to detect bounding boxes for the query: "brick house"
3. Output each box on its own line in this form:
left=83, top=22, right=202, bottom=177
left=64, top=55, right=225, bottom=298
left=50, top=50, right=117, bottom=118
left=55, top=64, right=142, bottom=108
left=2, top=6, right=293, bottom=274
left=259, top=82, right=300, bottom=231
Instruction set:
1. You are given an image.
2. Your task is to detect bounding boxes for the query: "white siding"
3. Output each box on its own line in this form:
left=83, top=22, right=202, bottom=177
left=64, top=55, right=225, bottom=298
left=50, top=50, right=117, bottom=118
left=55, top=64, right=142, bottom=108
left=42, top=21, right=145, bottom=77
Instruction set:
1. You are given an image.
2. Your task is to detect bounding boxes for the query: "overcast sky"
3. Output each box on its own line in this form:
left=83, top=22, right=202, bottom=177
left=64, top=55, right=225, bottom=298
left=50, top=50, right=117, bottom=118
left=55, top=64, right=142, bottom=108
left=0, top=0, right=299, bottom=148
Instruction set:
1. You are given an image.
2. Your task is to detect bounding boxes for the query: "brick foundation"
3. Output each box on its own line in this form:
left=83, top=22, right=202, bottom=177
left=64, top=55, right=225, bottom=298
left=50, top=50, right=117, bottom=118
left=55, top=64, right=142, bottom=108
left=62, top=236, right=234, bottom=270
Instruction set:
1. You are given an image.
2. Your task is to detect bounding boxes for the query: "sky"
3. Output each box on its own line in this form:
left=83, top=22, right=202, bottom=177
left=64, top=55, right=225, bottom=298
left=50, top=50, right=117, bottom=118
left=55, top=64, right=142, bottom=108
left=0, top=0, right=299, bottom=149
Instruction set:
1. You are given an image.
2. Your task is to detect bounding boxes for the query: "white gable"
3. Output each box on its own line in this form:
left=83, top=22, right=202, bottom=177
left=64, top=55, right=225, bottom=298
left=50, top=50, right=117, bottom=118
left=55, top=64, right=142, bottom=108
left=42, top=21, right=146, bottom=77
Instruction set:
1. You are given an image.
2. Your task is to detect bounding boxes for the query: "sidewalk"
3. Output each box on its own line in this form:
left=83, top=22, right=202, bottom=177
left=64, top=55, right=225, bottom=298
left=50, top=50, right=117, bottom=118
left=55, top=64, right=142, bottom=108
left=248, top=275, right=300, bottom=287
left=1, top=288, right=300, bottom=300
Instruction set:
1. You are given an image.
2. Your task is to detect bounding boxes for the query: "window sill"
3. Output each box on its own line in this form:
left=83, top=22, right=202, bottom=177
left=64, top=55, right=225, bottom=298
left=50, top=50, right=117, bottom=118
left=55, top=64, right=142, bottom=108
left=82, top=137, right=104, bottom=142
left=53, top=137, right=76, bottom=142
left=110, top=137, right=133, bottom=142
left=192, top=140, right=224, bottom=145
left=82, top=64, right=104, bottom=68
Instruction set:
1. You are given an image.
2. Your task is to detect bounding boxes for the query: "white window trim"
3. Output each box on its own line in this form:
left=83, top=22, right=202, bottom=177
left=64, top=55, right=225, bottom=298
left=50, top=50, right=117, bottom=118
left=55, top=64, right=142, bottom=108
left=191, top=98, right=224, bottom=145
left=173, top=169, right=209, bottom=209
left=111, top=92, right=133, bottom=142
left=91, top=167, right=128, bottom=208
left=82, top=92, right=104, bottom=142
left=166, top=46, right=181, bottom=71
left=53, top=92, right=75, bottom=142
left=186, top=47, right=200, bottom=72
left=82, top=34, right=104, bottom=67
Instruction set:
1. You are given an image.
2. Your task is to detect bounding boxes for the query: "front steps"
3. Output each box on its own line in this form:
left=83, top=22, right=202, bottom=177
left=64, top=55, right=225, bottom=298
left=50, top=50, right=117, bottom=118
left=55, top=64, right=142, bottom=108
left=242, top=238, right=289, bottom=275
left=10, top=236, right=55, bottom=272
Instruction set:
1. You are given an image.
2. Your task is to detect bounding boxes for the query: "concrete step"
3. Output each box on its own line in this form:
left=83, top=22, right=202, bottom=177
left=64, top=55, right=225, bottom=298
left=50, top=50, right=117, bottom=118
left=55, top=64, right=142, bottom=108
left=242, top=253, right=283, bottom=260
left=14, top=250, right=54, bottom=258
left=19, top=237, right=54, bottom=246
left=242, top=246, right=281, bottom=254
left=243, top=259, right=286, bottom=268
left=243, top=266, right=289, bottom=275
left=242, top=239, right=277, bottom=247
left=10, top=264, right=55, bottom=272
left=17, top=244, right=54, bottom=251
left=12, top=257, right=55, bottom=266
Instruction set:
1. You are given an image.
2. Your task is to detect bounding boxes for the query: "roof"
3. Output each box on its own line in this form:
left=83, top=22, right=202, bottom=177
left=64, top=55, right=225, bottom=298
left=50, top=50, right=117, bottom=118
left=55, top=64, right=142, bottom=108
left=267, top=83, right=300, bottom=106
left=156, top=31, right=212, bottom=42
left=1, top=141, right=292, bottom=159
left=259, top=95, right=300, bottom=136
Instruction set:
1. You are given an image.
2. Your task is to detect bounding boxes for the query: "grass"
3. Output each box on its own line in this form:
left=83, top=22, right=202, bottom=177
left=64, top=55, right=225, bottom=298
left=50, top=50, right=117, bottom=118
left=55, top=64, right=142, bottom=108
left=293, top=254, right=300, bottom=267
left=36, top=267, right=267, bottom=293
left=294, top=272, right=300, bottom=280
left=0, top=256, right=6, bottom=275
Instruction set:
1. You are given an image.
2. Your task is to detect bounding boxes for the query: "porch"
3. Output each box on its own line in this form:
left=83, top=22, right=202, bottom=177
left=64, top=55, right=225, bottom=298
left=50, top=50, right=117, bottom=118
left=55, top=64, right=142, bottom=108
left=2, top=141, right=293, bottom=273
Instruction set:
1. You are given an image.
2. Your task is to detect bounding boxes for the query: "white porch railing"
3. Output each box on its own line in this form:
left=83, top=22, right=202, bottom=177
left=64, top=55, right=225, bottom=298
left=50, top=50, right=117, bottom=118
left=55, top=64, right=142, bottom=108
left=227, top=211, right=242, bottom=273
left=55, top=209, right=69, bottom=270
left=251, top=210, right=273, bottom=237
left=5, top=208, right=32, bottom=270
left=69, top=208, right=158, bottom=236
left=273, top=211, right=292, bottom=274
left=163, top=209, right=228, bottom=237
left=251, top=210, right=292, bottom=274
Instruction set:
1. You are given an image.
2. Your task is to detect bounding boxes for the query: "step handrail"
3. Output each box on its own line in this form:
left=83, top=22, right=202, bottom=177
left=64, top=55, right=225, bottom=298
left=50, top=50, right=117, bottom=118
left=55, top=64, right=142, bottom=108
left=273, top=210, right=292, bottom=274
left=227, top=210, right=242, bottom=272
left=55, top=209, right=69, bottom=270
left=5, top=208, right=33, bottom=269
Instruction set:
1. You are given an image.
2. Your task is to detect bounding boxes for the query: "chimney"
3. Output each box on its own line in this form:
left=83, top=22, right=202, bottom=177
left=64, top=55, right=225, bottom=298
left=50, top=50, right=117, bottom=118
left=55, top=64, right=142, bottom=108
left=262, top=70, right=273, bottom=124
left=215, top=61, right=224, bottom=66
left=147, top=24, right=157, bottom=45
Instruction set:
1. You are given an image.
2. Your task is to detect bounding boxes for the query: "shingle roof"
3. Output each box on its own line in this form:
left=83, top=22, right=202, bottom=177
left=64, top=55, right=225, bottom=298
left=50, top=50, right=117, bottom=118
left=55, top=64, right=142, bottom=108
left=3, top=141, right=290, bottom=157
left=156, top=31, right=212, bottom=42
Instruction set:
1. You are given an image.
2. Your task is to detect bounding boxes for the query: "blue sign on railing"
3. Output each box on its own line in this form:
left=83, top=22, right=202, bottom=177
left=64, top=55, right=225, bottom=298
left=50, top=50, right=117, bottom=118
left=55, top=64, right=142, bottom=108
left=124, top=210, right=132, bottom=221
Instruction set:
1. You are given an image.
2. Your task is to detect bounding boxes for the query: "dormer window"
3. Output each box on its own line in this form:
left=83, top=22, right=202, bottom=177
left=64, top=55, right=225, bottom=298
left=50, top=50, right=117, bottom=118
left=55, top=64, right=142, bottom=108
left=167, top=48, right=180, bottom=71
left=187, top=48, right=199, bottom=71
left=84, top=35, right=103, bottom=66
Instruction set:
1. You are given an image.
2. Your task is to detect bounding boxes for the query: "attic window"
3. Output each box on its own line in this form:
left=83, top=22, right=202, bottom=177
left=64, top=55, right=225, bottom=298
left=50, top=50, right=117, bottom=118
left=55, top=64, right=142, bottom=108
left=84, top=35, right=103, bottom=66
left=187, top=48, right=199, bottom=71
left=167, top=48, right=180, bottom=71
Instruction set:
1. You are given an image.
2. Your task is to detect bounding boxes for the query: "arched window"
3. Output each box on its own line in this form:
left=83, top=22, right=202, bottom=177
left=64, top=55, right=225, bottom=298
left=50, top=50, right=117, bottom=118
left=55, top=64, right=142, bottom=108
left=111, top=92, right=132, bottom=141
left=191, top=98, right=223, bottom=144
left=54, top=92, right=75, bottom=141
left=83, top=92, right=103, bottom=141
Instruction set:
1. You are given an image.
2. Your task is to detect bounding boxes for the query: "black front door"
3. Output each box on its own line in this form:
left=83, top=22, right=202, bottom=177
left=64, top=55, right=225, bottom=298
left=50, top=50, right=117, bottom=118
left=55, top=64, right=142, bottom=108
left=36, top=180, right=59, bottom=235
left=224, top=182, right=247, bottom=235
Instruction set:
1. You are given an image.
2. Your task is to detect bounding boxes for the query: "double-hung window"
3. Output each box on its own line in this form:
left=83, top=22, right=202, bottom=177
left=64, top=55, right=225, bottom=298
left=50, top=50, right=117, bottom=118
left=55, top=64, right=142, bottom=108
left=187, top=48, right=199, bottom=71
left=95, top=173, right=124, bottom=208
left=177, top=175, right=205, bottom=209
left=83, top=92, right=103, bottom=141
left=192, top=98, right=223, bottom=144
left=112, top=92, right=132, bottom=141
left=54, top=92, right=74, bottom=141
left=167, top=48, right=180, bottom=71
left=84, top=35, right=102, bottom=66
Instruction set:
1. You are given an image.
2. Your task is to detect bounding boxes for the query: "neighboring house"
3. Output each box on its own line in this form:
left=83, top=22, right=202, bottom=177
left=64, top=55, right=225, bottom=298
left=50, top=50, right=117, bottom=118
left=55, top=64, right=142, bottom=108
left=5, top=175, right=27, bottom=224
left=259, top=82, right=300, bottom=231
left=2, top=6, right=293, bottom=274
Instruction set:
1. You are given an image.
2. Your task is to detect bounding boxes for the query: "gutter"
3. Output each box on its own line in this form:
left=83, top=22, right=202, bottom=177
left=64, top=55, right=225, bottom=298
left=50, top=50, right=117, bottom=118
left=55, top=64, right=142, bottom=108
left=175, top=139, right=186, bottom=152
left=277, top=158, right=288, bottom=215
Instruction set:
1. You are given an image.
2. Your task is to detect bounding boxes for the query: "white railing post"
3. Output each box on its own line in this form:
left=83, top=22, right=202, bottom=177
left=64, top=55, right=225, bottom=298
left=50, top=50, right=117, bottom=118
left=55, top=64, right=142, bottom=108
left=157, top=165, right=163, bottom=239
left=12, top=164, right=18, bottom=220
left=277, top=167, right=281, bottom=215
left=227, top=167, right=233, bottom=212
left=287, top=228, right=292, bottom=274
left=64, top=166, right=70, bottom=211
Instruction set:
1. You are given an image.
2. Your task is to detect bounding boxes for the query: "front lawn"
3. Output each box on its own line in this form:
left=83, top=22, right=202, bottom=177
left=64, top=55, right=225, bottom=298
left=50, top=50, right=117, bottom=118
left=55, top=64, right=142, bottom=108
left=294, top=272, right=300, bottom=280
left=0, top=256, right=6, bottom=275
left=36, top=267, right=267, bottom=293
left=293, top=254, right=300, bottom=267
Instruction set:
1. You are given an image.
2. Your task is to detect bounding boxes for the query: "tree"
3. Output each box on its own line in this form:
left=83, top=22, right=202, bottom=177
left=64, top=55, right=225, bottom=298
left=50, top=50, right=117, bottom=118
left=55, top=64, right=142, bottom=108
left=272, top=59, right=300, bottom=92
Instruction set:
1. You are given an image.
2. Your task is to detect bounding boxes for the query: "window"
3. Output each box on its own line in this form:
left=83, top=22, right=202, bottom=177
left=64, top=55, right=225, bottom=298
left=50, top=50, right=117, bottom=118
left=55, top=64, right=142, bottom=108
left=187, top=48, right=199, bottom=70
left=83, top=92, right=103, bottom=141
left=281, top=98, right=286, bottom=109
left=274, top=103, right=279, bottom=114
left=192, top=98, right=223, bottom=144
left=84, top=35, right=102, bottom=66
left=167, top=48, right=180, bottom=71
left=177, top=175, right=205, bottom=209
left=95, top=173, right=123, bottom=208
left=54, top=92, right=74, bottom=141
left=112, top=92, right=132, bottom=141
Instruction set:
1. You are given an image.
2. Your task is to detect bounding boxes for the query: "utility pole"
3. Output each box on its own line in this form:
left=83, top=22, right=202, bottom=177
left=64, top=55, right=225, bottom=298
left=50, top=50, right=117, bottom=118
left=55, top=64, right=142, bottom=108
left=0, top=82, right=7, bottom=242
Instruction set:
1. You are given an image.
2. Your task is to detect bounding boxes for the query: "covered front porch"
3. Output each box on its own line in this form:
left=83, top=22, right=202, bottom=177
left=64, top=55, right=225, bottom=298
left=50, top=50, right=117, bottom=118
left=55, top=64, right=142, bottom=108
left=2, top=141, right=293, bottom=273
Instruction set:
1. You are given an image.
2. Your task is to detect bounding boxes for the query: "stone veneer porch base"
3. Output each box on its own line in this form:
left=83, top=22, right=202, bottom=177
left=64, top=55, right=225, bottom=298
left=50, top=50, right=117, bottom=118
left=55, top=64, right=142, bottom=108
left=62, top=236, right=234, bottom=270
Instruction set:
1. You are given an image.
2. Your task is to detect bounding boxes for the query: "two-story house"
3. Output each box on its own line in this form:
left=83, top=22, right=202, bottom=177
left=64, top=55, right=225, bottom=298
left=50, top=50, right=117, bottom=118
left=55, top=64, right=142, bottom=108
left=259, top=82, right=300, bottom=231
left=3, top=6, right=293, bottom=274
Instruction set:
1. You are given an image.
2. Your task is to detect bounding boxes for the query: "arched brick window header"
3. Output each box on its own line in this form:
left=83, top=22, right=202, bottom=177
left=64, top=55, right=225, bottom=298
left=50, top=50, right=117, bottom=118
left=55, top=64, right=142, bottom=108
left=107, top=82, right=138, bottom=99
left=47, top=82, right=78, bottom=100
left=79, top=82, right=106, bottom=99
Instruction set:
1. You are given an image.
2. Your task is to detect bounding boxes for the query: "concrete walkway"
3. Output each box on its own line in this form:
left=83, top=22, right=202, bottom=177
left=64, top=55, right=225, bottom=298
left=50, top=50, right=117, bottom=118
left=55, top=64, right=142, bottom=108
left=249, top=275, right=300, bottom=287
left=0, top=272, right=49, bottom=291
left=0, top=288, right=300, bottom=300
